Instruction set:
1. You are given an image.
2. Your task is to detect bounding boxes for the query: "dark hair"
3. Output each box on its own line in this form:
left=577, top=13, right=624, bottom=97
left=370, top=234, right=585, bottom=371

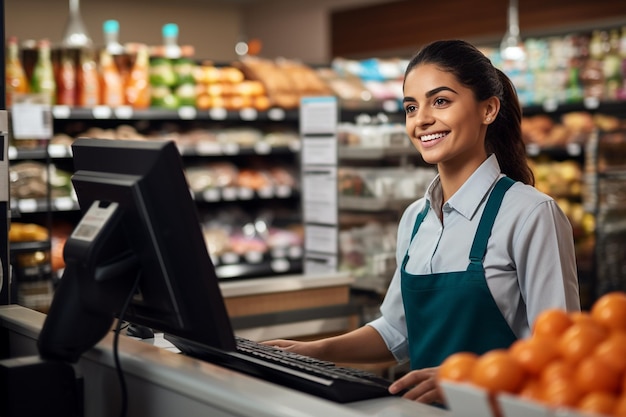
left=404, top=40, right=534, bottom=185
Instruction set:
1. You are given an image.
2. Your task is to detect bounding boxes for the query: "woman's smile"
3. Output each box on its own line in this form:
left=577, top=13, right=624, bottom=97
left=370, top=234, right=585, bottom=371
left=420, top=131, right=449, bottom=143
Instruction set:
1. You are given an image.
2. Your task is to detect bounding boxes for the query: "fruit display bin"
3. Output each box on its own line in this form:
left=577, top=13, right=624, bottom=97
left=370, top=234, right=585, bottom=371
left=441, top=381, right=595, bottom=417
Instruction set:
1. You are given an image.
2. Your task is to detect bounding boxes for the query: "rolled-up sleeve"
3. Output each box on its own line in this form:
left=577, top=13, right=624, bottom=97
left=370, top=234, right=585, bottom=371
left=367, top=270, right=410, bottom=363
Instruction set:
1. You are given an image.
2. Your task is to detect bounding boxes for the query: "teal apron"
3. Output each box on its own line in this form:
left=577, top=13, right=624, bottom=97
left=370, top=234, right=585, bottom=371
left=401, top=176, right=518, bottom=370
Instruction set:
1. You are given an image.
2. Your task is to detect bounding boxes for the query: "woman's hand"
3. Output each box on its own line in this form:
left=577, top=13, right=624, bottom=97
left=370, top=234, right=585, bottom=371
left=388, top=367, right=445, bottom=404
left=261, top=339, right=323, bottom=359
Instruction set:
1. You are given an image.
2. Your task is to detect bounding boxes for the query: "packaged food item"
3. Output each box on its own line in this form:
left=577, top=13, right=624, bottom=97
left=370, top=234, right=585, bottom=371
left=124, top=43, right=151, bottom=108
left=5, top=36, right=29, bottom=107
left=99, top=49, right=124, bottom=107
left=30, top=39, right=56, bottom=105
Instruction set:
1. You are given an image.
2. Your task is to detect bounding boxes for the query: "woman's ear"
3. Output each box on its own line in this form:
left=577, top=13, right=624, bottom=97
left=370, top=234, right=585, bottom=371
left=483, top=96, right=500, bottom=125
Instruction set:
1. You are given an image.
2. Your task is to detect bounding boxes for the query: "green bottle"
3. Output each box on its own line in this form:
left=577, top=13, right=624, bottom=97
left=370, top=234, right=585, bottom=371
left=30, top=39, right=57, bottom=105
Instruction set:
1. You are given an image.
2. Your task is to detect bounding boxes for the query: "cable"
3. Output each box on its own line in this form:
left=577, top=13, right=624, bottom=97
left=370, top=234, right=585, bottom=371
left=112, top=272, right=141, bottom=417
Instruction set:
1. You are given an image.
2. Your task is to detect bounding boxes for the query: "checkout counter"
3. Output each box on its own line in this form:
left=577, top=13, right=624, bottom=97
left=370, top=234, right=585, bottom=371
left=0, top=274, right=449, bottom=417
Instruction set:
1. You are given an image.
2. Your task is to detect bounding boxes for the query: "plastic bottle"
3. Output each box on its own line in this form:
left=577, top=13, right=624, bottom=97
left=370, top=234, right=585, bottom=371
left=103, top=19, right=124, bottom=55
left=162, top=23, right=182, bottom=59
left=56, top=49, right=77, bottom=106
left=30, top=39, right=56, bottom=105
left=5, top=36, right=29, bottom=107
left=77, top=48, right=100, bottom=107
left=99, top=49, right=124, bottom=107
left=124, top=44, right=151, bottom=108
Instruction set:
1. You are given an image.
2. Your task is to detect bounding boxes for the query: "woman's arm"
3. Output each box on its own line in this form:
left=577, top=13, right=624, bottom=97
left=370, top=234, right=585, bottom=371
left=263, top=324, right=395, bottom=364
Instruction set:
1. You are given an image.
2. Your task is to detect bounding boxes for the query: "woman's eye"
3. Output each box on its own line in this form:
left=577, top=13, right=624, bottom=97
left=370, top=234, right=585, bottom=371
left=433, top=97, right=449, bottom=107
left=405, top=104, right=417, bottom=114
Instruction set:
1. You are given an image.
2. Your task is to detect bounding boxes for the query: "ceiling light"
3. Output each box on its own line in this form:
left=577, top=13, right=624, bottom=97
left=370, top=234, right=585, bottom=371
left=500, top=0, right=525, bottom=61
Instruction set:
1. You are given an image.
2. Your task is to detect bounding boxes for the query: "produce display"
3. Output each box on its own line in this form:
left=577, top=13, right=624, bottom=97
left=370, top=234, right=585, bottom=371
left=438, top=291, right=626, bottom=417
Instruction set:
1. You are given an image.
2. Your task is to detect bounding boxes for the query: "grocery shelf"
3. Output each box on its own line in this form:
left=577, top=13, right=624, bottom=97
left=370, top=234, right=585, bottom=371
left=215, top=255, right=304, bottom=280
left=9, top=240, right=51, bottom=254
left=51, top=105, right=300, bottom=123
left=522, top=99, right=626, bottom=116
left=338, top=145, right=417, bottom=160
left=193, top=185, right=298, bottom=203
left=10, top=196, right=79, bottom=214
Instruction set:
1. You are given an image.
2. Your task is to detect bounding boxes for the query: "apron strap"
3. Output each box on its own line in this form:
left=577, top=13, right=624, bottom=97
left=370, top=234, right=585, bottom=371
left=468, top=176, right=515, bottom=271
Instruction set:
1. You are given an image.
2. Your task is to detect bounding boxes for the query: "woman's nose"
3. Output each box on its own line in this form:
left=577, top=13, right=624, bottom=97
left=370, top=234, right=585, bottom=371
left=415, top=107, right=435, bottom=128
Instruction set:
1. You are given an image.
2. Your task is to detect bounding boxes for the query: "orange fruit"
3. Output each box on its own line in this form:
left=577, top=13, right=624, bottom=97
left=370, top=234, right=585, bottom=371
left=509, top=335, right=559, bottom=375
left=438, top=351, right=479, bottom=382
left=593, top=331, right=626, bottom=374
left=541, top=377, right=581, bottom=407
left=574, top=355, right=621, bottom=395
left=614, top=395, right=626, bottom=417
left=558, top=321, right=607, bottom=364
left=569, top=311, right=596, bottom=326
left=470, top=349, right=526, bottom=394
left=591, top=292, right=626, bottom=332
left=539, top=359, right=576, bottom=386
left=533, top=308, right=573, bottom=338
left=517, top=377, right=543, bottom=402
left=577, top=391, right=618, bottom=416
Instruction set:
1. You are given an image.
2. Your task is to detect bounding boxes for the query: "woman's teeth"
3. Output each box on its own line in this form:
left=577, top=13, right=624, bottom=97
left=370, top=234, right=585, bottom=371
left=420, top=132, right=447, bottom=142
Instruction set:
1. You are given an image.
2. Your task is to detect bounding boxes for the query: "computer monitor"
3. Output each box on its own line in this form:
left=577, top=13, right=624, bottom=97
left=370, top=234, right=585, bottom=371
left=38, top=138, right=236, bottom=363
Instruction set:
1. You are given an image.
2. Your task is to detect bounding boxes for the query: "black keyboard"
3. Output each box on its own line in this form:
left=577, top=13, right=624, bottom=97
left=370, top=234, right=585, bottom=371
left=165, top=334, right=396, bottom=403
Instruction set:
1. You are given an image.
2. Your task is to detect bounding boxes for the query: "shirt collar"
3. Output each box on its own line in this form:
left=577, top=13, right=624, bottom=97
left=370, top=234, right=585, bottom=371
left=425, top=154, right=502, bottom=221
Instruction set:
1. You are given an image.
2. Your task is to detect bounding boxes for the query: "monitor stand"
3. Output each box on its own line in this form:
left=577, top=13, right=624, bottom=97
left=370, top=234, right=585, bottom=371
left=0, top=355, right=83, bottom=417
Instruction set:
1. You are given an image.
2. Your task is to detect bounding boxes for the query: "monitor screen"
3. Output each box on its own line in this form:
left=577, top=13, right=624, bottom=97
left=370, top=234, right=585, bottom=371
left=38, top=138, right=236, bottom=363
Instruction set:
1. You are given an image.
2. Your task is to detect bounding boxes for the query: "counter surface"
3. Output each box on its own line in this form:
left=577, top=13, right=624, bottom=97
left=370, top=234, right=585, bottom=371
left=1, top=301, right=449, bottom=417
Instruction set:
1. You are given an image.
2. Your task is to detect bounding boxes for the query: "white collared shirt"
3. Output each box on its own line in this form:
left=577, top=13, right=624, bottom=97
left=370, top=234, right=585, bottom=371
left=367, top=154, right=581, bottom=363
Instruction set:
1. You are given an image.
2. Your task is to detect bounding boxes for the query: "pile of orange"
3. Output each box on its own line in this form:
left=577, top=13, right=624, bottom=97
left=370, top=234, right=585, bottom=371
left=438, top=291, right=626, bottom=417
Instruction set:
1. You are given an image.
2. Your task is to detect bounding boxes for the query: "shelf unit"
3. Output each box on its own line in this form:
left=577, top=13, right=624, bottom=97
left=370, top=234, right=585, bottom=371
left=9, top=105, right=305, bottom=291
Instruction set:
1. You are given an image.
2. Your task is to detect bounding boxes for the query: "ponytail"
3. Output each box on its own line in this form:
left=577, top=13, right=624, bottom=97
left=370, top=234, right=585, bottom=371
left=487, top=70, right=534, bottom=185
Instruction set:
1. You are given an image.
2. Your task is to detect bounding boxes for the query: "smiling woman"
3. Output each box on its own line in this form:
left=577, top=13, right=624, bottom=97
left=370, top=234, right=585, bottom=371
left=262, top=39, right=580, bottom=408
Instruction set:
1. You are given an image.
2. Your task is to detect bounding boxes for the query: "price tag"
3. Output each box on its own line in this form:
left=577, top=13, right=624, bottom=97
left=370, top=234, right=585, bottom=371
left=209, top=108, right=227, bottom=120
left=271, top=258, right=290, bottom=273
left=288, top=246, right=303, bottom=258
left=526, top=143, right=540, bottom=156
left=237, top=187, right=254, bottom=200
left=196, top=141, right=221, bottom=155
left=11, top=95, right=52, bottom=139
left=257, top=187, right=275, bottom=199
left=92, top=106, right=112, bottom=119
left=54, top=197, right=76, bottom=211
left=202, top=188, right=220, bottom=201
left=222, top=187, right=238, bottom=200
left=52, top=105, right=71, bottom=119
left=48, top=144, right=69, bottom=158
left=267, top=107, right=285, bottom=121
left=221, top=252, right=240, bottom=264
left=221, top=142, right=239, bottom=155
left=583, top=97, right=600, bottom=109
left=178, top=106, right=197, bottom=120
left=542, top=99, right=558, bottom=112
left=245, top=251, right=263, bottom=264
left=271, top=247, right=287, bottom=258
left=114, top=106, right=134, bottom=119
left=253, top=141, right=271, bottom=154
left=275, top=185, right=292, bottom=198
left=382, top=99, right=399, bottom=113
left=18, top=199, right=38, bottom=213
left=239, top=108, right=258, bottom=121
left=566, top=143, right=581, bottom=156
